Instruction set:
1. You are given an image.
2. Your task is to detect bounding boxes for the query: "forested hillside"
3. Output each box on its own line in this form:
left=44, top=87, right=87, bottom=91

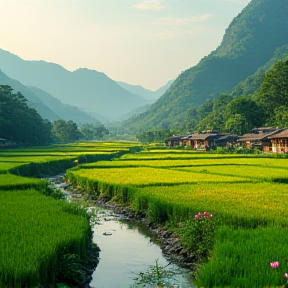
left=136, top=56, right=288, bottom=143
left=120, top=0, right=288, bottom=133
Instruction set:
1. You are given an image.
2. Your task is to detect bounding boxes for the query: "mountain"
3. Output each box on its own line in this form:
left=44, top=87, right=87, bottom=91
left=28, top=86, right=101, bottom=125
left=0, top=50, right=148, bottom=120
left=0, top=69, right=60, bottom=121
left=120, top=0, right=288, bottom=133
left=231, top=45, right=288, bottom=98
left=116, top=80, right=174, bottom=102
left=0, top=69, right=100, bottom=125
left=117, top=104, right=151, bottom=121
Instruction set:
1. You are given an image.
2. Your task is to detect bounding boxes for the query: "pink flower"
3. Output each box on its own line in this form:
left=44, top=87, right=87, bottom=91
left=194, top=213, right=201, bottom=220
left=209, top=213, right=214, bottom=218
left=283, top=273, right=288, bottom=279
left=203, top=212, right=209, bottom=217
left=270, top=261, right=280, bottom=268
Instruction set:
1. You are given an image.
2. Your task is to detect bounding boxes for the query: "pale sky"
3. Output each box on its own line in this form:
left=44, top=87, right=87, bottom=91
left=0, top=0, right=251, bottom=90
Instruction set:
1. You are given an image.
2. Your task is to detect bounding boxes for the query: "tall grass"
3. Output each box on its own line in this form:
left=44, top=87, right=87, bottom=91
left=197, top=225, right=288, bottom=288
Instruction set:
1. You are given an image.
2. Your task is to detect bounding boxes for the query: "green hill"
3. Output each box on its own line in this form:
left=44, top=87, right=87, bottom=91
left=231, top=45, right=288, bottom=98
left=120, top=0, right=288, bottom=133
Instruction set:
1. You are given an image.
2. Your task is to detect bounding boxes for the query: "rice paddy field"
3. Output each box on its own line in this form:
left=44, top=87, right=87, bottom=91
left=66, top=148, right=288, bottom=287
left=0, top=142, right=140, bottom=288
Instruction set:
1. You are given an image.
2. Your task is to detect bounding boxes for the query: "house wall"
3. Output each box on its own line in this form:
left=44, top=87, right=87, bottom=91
left=271, top=139, right=288, bottom=153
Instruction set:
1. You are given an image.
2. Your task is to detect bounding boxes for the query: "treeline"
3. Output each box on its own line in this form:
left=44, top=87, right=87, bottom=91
left=137, top=58, right=288, bottom=143
left=0, top=85, right=109, bottom=146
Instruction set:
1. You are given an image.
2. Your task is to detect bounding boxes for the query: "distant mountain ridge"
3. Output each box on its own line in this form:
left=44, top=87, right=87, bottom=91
left=28, top=86, right=101, bottom=125
left=116, top=80, right=174, bottom=102
left=120, top=0, right=288, bottom=132
left=0, top=69, right=100, bottom=125
left=0, top=49, right=148, bottom=120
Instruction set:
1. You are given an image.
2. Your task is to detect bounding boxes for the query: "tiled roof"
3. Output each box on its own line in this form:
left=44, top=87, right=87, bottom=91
left=238, top=128, right=282, bottom=142
left=269, top=128, right=288, bottom=139
left=215, top=135, right=239, bottom=142
left=190, top=133, right=219, bottom=140
left=165, top=135, right=185, bottom=141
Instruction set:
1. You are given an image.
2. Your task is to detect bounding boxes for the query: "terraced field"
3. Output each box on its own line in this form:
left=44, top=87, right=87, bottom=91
left=66, top=149, right=288, bottom=287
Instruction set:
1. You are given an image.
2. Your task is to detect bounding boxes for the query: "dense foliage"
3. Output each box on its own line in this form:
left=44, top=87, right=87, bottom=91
left=52, top=119, right=81, bottom=143
left=0, top=85, right=52, bottom=145
left=255, top=58, right=288, bottom=125
left=79, top=123, right=109, bottom=140
left=119, top=0, right=288, bottom=134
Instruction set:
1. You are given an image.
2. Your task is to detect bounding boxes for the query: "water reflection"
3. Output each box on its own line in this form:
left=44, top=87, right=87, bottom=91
left=91, top=210, right=194, bottom=288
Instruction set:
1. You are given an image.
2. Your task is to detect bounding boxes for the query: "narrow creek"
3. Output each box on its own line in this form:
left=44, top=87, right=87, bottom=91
left=50, top=175, right=195, bottom=288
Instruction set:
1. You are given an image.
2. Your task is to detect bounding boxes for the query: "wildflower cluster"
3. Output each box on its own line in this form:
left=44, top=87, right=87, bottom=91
left=270, top=261, right=280, bottom=268
left=270, top=261, right=288, bottom=286
left=194, top=211, right=214, bottom=220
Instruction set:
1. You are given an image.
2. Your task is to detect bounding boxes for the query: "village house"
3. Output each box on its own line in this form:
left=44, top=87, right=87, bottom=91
left=190, top=131, right=238, bottom=150
left=164, top=135, right=185, bottom=148
left=165, top=131, right=239, bottom=150
left=268, top=128, right=288, bottom=153
left=237, top=127, right=282, bottom=152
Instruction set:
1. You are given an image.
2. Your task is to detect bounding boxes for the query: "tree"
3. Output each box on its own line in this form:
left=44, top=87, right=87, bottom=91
left=225, top=114, right=246, bottom=135
left=0, top=85, right=52, bottom=146
left=224, top=96, right=263, bottom=133
left=80, top=124, right=109, bottom=140
left=255, top=58, right=288, bottom=121
left=52, top=120, right=80, bottom=143
left=196, top=94, right=233, bottom=132
left=269, top=106, right=288, bottom=127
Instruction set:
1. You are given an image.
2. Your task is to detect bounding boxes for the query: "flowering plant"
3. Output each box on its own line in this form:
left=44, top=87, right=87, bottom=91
left=179, top=211, right=218, bottom=263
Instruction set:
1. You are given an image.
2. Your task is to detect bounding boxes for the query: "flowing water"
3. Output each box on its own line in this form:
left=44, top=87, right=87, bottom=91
left=51, top=176, right=194, bottom=288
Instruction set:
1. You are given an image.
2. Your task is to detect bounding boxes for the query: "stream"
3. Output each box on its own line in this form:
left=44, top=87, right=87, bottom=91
left=50, top=175, right=195, bottom=288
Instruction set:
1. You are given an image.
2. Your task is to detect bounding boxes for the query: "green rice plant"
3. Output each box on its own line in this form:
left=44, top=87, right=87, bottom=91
left=132, top=182, right=288, bottom=227
left=0, top=162, right=26, bottom=174
left=67, top=167, right=250, bottom=188
left=0, top=174, right=47, bottom=190
left=197, top=225, right=288, bottom=288
left=119, top=152, right=265, bottom=161
left=0, top=189, right=90, bottom=288
left=175, top=165, right=288, bottom=183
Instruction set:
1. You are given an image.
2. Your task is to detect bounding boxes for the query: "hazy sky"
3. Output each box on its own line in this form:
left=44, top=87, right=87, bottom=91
left=0, top=0, right=251, bottom=90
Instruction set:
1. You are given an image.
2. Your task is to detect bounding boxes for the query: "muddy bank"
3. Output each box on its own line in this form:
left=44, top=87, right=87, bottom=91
left=65, top=180, right=196, bottom=271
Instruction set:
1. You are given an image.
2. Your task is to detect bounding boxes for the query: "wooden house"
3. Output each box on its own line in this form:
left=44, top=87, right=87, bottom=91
left=214, top=134, right=239, bottom=147
left=189, top=132, right=238, bottom=150
left=269, top=129, right=288, bottom=153
left=165, top=135, right=185, bottom=148
left=237, top=127, right=282, bottom=152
